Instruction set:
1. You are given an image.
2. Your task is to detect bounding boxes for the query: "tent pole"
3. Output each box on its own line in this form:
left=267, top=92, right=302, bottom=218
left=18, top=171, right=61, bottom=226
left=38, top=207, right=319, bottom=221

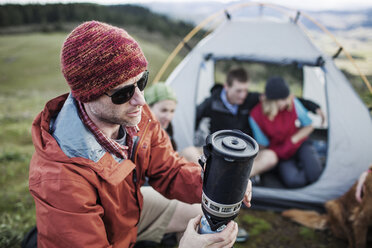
left=151, top=10, right=225, bottom=84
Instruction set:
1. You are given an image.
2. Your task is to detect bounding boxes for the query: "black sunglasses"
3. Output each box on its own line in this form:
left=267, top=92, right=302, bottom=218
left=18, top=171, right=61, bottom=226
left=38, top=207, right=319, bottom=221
left=104, top=70, right=149, bottom=104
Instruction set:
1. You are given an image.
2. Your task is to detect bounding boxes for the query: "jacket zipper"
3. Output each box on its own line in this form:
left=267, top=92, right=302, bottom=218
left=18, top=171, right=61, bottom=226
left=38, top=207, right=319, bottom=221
left=131, top=136, right=140, bottom=185
left=131, top=119, right=151, bottom=226
left=133, top=119, right=151, bottom=165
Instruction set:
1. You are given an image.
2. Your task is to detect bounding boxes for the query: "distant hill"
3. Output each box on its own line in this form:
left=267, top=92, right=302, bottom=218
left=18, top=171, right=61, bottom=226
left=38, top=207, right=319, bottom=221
left=0, top=3, right=196, bottom=39
left=0, top=3, right=208, bottom=57
left=304, top=9, right=372, bottom=31
left=140, top=1, right=372, bottom=32
left=2, top=2, right=370, bottom=38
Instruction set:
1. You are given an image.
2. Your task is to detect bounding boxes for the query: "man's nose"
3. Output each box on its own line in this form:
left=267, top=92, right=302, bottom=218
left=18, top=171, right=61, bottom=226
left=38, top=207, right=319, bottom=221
left=129, top=87, right=146, bottom=106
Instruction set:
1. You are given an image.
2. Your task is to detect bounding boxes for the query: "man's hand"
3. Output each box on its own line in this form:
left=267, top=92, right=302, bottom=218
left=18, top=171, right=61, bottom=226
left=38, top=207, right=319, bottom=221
left=179, top=215, right=238, bottom=248
left=243, top=179, right=252, bottom=207
left=316, top=108, right=326, bottom=126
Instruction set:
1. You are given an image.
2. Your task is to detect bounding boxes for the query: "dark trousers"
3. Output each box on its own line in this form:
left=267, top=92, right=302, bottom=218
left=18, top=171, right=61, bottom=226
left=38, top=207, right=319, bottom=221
left=21, top=226, right=37, bottom=248
left=278, top=140, right=323, bottom=188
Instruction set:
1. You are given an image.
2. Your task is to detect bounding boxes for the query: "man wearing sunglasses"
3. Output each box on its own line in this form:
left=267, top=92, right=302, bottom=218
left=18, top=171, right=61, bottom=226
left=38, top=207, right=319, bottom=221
left=27, top=21, right=252, bottom=248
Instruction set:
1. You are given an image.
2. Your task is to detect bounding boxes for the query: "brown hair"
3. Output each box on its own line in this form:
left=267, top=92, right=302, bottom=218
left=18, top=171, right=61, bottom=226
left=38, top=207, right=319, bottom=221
left=226, top=68, right=249, bottom=86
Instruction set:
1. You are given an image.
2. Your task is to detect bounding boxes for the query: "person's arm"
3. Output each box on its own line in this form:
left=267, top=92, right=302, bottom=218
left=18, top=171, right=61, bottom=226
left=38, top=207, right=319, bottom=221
left=291, top=125, right=314, bottom=144
left=291, top=98, right=315, bottom=144
left=248, top=116, right=269, bottom=147
left=30, top=176, right=111, bottom=248
left=297, top=98, right=319, bottom=114
left=244, top=92, right=261, bottom=109
left=243, top=179, right=252, bottom=207
left=147, top=121, right=203, bottom=204
left=179, top=215, right=238, bottom=248
left=316, top=108, right=326, bottom=126
left=298, top=98, right=326, bottom=126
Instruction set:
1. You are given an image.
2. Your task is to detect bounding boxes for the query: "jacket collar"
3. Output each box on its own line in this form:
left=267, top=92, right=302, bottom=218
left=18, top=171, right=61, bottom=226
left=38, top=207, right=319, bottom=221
left=50, top=93, right=120, bottom=162
left=220, top=88, right=239, bottom=115
left=32, top=93, right=154, bottom=183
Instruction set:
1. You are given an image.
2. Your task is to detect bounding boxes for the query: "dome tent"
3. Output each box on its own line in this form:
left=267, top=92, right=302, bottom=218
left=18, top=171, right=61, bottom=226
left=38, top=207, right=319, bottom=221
left=160, top=3, right=372, bottom=211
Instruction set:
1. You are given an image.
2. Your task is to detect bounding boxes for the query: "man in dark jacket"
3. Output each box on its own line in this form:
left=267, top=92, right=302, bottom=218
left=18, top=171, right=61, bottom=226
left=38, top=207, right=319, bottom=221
left=196, top=68, right=259, bottom=136
left=196, top=68, right=324, bottom=177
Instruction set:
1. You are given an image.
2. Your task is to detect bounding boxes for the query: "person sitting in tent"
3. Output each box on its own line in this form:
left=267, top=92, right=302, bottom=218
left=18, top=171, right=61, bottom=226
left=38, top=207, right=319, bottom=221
left=145, top=82, right=179, bottom=150
left=145, top=82, right=203, bottom=162
left=249, top=76, right=323, bottom=188
left=195, top=67, right=325, bottom=179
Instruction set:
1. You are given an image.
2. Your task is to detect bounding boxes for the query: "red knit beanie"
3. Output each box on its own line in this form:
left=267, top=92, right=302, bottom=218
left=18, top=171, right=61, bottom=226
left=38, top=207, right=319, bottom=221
left=61, top=21, right=148, bottom=102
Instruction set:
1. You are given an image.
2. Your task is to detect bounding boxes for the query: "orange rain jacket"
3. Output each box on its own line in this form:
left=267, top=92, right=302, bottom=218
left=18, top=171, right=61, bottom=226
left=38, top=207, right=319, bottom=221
left=29, top=93, right=202, bottom=248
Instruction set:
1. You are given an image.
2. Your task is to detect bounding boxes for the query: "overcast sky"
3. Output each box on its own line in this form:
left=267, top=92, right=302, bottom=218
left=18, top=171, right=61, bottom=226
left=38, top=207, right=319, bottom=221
left=2, top=0, right=372, bottom=11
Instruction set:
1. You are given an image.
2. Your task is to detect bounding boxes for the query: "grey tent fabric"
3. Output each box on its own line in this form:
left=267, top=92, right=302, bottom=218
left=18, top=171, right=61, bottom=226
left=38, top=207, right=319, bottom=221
left=165, top=17, right=372, bottom=210
left=303, top=66, right=328, bottom=127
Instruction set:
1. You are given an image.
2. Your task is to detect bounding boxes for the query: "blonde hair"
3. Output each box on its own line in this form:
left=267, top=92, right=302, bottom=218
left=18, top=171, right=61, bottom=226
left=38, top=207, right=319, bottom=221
left=262, top=95, right=293, bottom=120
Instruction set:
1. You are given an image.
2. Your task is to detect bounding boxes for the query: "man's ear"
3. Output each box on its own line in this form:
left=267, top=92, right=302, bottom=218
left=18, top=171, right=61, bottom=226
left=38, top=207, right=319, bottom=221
left=223, top=83, right=229, bottom=91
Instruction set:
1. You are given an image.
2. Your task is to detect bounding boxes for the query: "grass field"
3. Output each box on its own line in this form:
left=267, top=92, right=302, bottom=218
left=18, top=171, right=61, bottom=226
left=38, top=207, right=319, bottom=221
left=0, top=31, right=370, bottom=247
left=0, top=33, right=67, bottom=247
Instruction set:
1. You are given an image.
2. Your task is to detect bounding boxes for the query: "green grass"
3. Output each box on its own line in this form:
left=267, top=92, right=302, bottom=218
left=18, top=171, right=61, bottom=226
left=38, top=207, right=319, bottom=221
left=299, top=226, right=317, bottom=240
left=239, top=213, right=272, bottom=237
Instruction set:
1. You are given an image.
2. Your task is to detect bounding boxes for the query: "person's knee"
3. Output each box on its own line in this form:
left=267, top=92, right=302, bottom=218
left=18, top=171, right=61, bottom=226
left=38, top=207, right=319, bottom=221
left=278, top=162, right=306, bottom=188
left=180, top=146, right=203, bottom=163
left=167, top=202, right=202, bottom=233
left=251, top=150, right=277, bottom=176
left=263, top=150, right=278, bottom=168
